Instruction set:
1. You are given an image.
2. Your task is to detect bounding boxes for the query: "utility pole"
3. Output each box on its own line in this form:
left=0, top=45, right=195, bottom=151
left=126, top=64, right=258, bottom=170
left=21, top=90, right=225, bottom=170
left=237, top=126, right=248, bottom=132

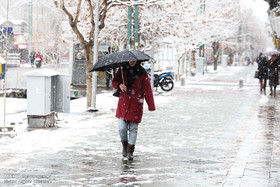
left=127, top=7, right=132, bottom=49
left=127, top=0, right=139, bottom=50
left=150, top=5, right=155, bottom=91
left=199, top=0, right=206, bottom=57
left=127, top=1, right=154, bottom=91
left=134, top=0, right=139, bottom=49
left=28, top=0, right=33, bottom=63
left=3, top=0, right=10, bottom=133
left=90, top=0, right=99, bottom=112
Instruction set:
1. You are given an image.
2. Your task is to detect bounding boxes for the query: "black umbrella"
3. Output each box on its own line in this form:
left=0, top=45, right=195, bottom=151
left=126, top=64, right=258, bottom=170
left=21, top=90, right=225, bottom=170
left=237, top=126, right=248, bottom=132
left=89, top=49, right=152, bottom=72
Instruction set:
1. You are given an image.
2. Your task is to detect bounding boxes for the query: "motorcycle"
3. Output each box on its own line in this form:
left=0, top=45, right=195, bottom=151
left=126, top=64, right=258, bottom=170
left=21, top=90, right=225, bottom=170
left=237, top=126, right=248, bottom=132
left=35, top=58, right=42, bottom=68
left=144, top=65, right=174, bottom=92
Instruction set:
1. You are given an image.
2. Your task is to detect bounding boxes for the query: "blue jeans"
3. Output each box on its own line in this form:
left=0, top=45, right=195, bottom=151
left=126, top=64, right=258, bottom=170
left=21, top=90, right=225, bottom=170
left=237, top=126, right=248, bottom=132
left=118, top=119, right=139, bottom=145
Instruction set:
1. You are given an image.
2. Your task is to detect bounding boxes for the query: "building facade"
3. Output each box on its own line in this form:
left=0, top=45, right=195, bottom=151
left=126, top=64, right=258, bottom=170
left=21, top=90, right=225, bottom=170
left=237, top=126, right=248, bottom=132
left=265, top=0, right=280, bottom=49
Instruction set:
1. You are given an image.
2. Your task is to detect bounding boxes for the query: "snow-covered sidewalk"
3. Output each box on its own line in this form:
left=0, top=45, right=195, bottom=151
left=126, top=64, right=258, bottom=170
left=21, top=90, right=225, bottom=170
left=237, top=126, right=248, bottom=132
left=1, top=65, right=276, bottom=187
left=0, top=85, right=177, bottom=135
left=0, top=65, right=258, bottom=134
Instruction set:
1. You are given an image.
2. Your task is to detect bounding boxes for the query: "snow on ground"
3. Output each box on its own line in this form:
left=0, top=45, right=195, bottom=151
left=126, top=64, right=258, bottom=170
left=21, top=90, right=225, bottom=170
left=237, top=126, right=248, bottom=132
left=0, top=83, right=177, bottom=134
left=0, top=66, right=254, bottom=127
left=0, top=65, right=263, bottom=175
left=0, top=65, right=256, bottom=141
left=185, top=66, right=246, bottom=82
left=0, top=80, right=179, bottom=167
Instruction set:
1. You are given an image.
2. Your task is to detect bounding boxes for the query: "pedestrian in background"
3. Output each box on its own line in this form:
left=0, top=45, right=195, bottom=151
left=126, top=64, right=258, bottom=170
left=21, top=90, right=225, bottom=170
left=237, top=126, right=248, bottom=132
left=112, top=61, right=155, bottom=160
left=30, top=51, right=36, bottom=67
left=106, top=47, right=117, bottom=89
left=256, top=52, right=268, bottom=94
left=268, top=54, right=279, bottom=96
left=106, top=69, right=116, bottom=89
left=35, top=52, right=42, bottom=68
left=105, top=70, right=112, bottom=89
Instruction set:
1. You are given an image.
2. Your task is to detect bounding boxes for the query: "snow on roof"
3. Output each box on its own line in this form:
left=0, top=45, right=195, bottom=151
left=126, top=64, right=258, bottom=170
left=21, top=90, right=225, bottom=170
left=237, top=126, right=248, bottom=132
left=24, top=69, right=61, bottom=77
left=0, top=19, right=28, bottom=26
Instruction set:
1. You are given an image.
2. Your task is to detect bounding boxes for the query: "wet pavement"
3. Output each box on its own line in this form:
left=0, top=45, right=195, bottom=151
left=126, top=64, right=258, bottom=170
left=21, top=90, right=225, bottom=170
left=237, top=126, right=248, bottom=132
left=1, top=65, right=280, bottom=186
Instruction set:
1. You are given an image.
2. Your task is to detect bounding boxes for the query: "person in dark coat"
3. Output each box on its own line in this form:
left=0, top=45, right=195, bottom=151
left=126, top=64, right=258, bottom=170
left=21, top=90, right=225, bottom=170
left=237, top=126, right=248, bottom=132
left=112, top=61, right=155, bottom=160
left=30, top=51, right=36, bottom=67
left=256, top=53, right=268, bottom=94
left=268, top=54, right=279, bottom=96
left=105, top=70, right=112, bottom=89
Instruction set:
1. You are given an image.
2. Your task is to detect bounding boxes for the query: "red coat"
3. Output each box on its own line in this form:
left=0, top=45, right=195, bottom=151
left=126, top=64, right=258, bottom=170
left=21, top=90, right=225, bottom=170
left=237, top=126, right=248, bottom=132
left=35, top=54, right=42, bottom=61
left=112, top=69, right=155, bottom=123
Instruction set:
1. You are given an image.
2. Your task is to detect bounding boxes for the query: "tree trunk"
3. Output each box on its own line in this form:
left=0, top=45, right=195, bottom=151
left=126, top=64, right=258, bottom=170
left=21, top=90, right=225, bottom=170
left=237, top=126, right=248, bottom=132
left=177, top=52, right=186, bottom=80
left=177, top=59, right=180, bottom=81
left=191, top=50, right=196, bottom=76
left=84, top=44, right=94, bottom=108
left=212, top=41, right=220, bottom=71
left=185, top=52, right=188, bottom=77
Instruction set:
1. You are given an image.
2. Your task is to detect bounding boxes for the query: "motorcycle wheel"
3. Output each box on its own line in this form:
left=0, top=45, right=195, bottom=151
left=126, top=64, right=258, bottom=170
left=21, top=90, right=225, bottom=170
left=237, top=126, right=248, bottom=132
left=160, top=77, right=174, bottom=91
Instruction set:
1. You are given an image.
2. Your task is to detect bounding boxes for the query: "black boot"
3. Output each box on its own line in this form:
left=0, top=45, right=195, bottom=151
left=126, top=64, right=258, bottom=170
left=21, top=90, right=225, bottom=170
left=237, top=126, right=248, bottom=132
left=121, top=141, right=128, bottom=157
left=127, top=144, right=135, bottom=161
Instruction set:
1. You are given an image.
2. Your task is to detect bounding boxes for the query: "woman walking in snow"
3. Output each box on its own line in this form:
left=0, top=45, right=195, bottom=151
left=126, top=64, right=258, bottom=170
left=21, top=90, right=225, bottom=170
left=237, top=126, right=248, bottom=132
left=268, top=54, right=279, bottom=96
left=112, top=61, right=155, bottom=160
left=256, top=53, right=268, bottom=94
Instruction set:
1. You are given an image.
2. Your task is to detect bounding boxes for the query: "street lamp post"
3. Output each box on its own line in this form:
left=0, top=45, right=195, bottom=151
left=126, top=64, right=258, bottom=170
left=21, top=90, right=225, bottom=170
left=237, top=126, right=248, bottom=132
left=199, top=0, right=206, bottom=57
left=150, top=5, right=155, bottom=91
left=127, top=0, right=139, bottom=50
left=127, top=7, right=132, bottom=49
left=134, top=0, right=139, bottom=49
left=90, top=0, right=100, bottom=112
left=28, top=0, right=33, bottom=63
left=2, top=0, right=10, bottom=133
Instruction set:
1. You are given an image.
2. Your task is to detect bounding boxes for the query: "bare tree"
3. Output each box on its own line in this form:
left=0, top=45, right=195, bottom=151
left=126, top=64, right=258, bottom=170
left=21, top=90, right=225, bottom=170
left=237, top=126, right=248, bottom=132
left=58, top=0, right=160, bottom=108
left=58, top=0, right=111, bottom=108
left=206, top=0, right=240, bottom=70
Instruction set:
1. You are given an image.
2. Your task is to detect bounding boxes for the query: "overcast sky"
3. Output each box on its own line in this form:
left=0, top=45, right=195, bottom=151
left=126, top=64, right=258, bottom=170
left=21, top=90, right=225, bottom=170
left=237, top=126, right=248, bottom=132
left=240, top=0, right=269, bottom=22
left=240, top=0, right=274, bottom=49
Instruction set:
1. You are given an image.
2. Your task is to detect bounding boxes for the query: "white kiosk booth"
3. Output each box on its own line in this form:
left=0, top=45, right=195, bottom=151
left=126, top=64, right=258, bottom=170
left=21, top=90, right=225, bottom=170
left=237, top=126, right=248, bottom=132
left=25, top=69, right=70, bottom=128
left=222, top=55, right=228, bottom=68
left=195, top=57, right=205, bottom=75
